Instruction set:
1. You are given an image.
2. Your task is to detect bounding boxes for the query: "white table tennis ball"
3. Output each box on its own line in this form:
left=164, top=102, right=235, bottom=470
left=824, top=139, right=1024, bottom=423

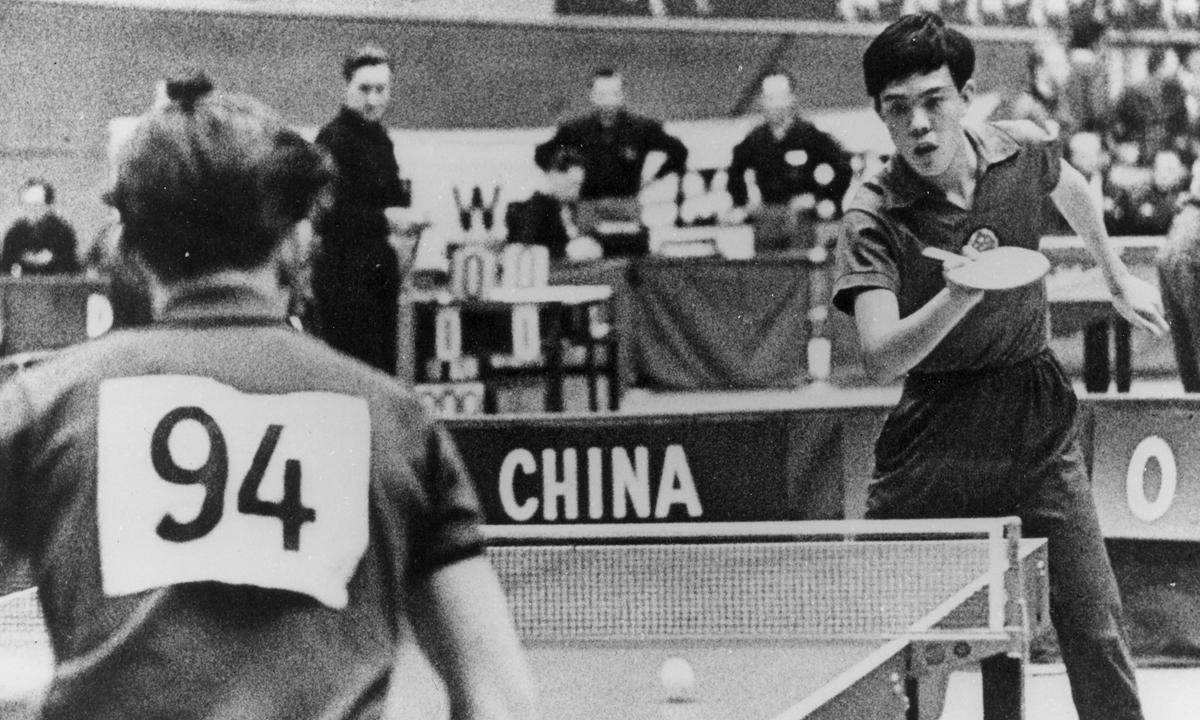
left=660, top=657, right=694, bottom=699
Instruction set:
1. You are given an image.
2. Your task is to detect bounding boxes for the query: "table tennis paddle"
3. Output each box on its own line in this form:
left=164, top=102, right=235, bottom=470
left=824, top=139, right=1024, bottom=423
left=922, top=246, right=1051, bottom=290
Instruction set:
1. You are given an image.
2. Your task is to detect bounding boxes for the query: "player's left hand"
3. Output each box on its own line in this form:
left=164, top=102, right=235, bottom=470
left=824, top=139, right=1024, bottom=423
left=1111, top=274, right=1169, bottom=336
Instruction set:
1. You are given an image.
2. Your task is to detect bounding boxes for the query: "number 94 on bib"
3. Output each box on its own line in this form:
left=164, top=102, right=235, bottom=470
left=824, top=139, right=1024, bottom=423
left=97, top=376, right=371, bottom=609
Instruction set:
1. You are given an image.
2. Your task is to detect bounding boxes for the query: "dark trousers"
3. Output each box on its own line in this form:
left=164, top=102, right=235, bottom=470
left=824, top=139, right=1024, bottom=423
left=312, top=244, right=400, bottom=375
left=867, top=350, right=1143, bottom=720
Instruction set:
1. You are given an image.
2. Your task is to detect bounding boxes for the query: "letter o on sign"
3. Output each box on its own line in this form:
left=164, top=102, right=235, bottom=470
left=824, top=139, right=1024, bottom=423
left=1126, top=436, right=1177, bottom=523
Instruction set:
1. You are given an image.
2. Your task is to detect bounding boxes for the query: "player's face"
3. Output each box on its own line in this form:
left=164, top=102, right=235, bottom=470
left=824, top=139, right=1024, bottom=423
left=345, top=63, right=392, bottom=123
left=877, top=65, right=973, bottom=179
left=590, top=76, right=625, bottom=118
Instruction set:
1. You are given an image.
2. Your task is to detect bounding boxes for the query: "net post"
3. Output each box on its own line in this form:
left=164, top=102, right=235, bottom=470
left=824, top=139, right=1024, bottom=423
left=988, top=517, right=1021, bottom=632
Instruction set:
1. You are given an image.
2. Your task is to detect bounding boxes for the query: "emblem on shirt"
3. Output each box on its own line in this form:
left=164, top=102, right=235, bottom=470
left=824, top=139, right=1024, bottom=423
left=966, top=227, right=1000, bottom=253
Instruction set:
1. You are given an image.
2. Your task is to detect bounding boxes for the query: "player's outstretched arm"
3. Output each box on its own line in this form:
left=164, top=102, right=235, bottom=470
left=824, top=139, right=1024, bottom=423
left=1050, top=158, right=1168, bottom=336
left=408, top=556, right=540, bottom=720
left=853, top=278, right=982, bottom=382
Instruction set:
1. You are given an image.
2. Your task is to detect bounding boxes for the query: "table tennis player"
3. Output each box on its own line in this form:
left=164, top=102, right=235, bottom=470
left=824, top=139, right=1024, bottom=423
left=0, top=73, right=537, bottom=720
left=832, top=13, right=1168, bottom=720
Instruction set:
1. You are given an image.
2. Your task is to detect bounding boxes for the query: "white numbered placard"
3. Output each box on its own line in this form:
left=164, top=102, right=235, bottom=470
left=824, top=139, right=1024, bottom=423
left=96, top=376, right=371, bottom=608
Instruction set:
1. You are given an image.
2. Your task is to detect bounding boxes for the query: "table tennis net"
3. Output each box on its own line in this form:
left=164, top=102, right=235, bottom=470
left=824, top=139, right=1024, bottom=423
left=489, top=539, right=994, bottom=641
left=0, top=588, right=49, bottom=652
left=0, top=537, right=1002, bottom=650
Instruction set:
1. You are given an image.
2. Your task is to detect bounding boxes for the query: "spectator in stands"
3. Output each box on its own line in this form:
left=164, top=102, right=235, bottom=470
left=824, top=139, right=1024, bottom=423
left=506, top=146, right=603, bottom=263
left=724, top=72, right=854, bottom=253
left=1112, top=46, right=1190, bottom=167
left=1062, top=15, right=1110, bottom=137
left=534, top=69, right=688, bottom=231
left=996, top=40, right=1073, bottom=140
left=1105, top=149, right=1189, bottom=236
left=1157, top=161, right=1200, bottom=391
left=0, top=179, right=79, bottom=276
left=312, top=45, right=427, bottom=375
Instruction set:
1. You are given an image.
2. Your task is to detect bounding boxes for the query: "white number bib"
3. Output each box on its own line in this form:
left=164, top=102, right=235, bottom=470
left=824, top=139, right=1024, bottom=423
left=96, top=376, right=371, bottom=609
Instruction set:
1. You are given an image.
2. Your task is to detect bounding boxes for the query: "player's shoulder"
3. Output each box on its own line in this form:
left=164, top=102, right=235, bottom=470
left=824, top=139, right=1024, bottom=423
left=844, top=161, right=898, bottom=216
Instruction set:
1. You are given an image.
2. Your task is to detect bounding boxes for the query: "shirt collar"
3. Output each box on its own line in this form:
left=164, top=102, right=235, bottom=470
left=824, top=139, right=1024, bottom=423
left=873, top=122, right=1021, bottom=209
left=157, top=279, right=290, bottom=328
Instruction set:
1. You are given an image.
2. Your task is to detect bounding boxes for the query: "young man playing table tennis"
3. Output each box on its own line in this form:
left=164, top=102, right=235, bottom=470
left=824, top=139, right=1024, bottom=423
left=833, top=13, right=1168, bottom=720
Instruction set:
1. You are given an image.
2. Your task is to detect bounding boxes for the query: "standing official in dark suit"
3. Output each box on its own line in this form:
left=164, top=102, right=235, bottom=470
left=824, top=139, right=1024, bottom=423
left=535, top=69, right=688, bottom=230
left=312, top=45, right=426, bottom=374
left=725, top=72, right=854, bottom=253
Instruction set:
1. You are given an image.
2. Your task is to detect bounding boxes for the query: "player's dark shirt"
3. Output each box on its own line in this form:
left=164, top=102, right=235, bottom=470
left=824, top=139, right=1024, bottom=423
left=0, top=214, right=79, bottom=276
left=0, top=282, right=484, bottom=720
left=316, top=107, right=410, bottom=253
left=534, top=110, right=688, bottom=200
left=833, top=121, right=1062, bottom=374
left=726, top=119, right=854, bottom=210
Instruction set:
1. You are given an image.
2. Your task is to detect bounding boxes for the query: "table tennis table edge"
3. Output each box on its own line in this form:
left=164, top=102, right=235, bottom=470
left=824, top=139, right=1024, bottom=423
left=767, top=538, right=1047, bottom=720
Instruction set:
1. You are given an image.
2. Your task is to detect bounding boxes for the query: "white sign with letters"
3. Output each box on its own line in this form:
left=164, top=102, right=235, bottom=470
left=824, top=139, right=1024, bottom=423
left=96, top=376, right=371, bottom=608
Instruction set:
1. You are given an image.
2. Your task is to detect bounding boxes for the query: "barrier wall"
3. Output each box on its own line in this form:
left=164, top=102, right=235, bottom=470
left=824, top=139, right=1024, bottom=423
left=446, top=398, right=1200, bottom=661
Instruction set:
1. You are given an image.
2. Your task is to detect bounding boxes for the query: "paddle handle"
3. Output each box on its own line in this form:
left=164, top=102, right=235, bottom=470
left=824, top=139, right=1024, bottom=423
left=921, top=247, right=964, bottom=263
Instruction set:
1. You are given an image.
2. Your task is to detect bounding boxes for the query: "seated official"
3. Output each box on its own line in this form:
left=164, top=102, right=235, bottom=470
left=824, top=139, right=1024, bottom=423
left=506, top=147, right=604, bottom=263
left=0, top=179, right=80, bottom=276
left=724, top=73, right=854, bottom=253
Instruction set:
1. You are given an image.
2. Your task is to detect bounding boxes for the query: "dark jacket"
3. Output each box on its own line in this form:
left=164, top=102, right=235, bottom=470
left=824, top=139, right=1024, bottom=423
left=315, top=107, right=409, bottom=254
left=535, top=110, right=688, bottom=200
left=0, top=214, right=79, bottom=275
left=727, top=119, right=854, bottom=211
left=505, top=193, right=573, bottom=260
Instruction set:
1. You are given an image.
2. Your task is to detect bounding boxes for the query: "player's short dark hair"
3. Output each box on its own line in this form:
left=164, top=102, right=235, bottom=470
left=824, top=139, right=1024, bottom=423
left=19, top=178, right=54, bottom=205
left=106, top=72, right=333, bottom=283
left=862, top=13, right=975, bottom=103
left=546, top=146, right=585, bottom=173
left=343, top=45, right=391, bottom=82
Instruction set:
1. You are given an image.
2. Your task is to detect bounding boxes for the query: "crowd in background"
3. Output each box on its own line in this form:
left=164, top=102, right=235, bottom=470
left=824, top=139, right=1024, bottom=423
left=990, top=17, right=1200, bottom=237
left=840, top=0, right=1200, bottom=31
